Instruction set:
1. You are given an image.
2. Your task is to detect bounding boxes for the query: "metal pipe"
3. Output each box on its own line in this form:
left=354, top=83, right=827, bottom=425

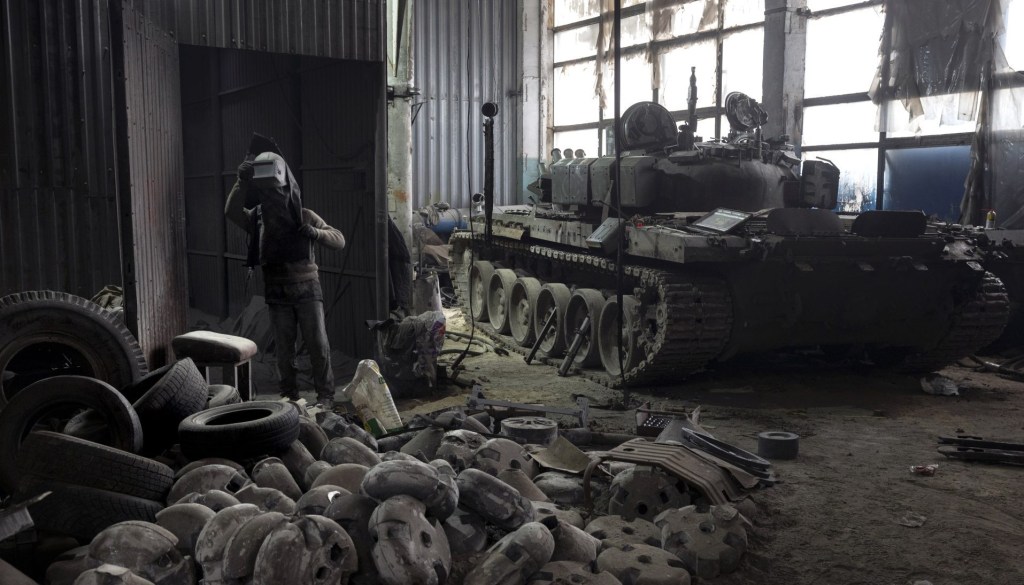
left=482, top=102, right=498, bottom=243
left=526, top=309, right=557, bottom=365
left=558, top=316, right=590, bottom=377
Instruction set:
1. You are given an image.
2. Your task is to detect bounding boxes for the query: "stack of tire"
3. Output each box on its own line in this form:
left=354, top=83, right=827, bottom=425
left=0, top=355, right=243, bottom=540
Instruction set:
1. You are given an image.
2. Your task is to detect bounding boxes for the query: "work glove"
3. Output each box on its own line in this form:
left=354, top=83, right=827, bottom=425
left=298, top=224, right=320, bottom=241
left=237, top=160, right=254, bottom=181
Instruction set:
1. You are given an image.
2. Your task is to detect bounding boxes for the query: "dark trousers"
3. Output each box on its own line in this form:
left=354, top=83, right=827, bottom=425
left=268, top=300, right=335, bottom=400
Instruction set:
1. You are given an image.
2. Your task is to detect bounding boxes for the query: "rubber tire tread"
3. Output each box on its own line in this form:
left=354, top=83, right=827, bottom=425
left=207, top=384, right=242, bottom=408
left=178, top=401, right=300, bottom=460
left=16, top=431, right=174, bottom=500
left=17, top=479, right=163, bottom=542
left=0, top=375, right=142, bottom=494
left=0, top=291, right=147, bottom=407
left=133, top=358, right=209, bottom=453
left=133, top=358, right=208, bottom=419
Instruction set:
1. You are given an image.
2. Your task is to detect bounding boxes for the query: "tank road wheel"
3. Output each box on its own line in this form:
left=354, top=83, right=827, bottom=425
left=598, top=295, right=642, bottom=378
left=487, top=269, right=518, bottom=334
left=534, top=284, right=572, bottom=357
left=469, top=261, right=495, bottom=323
left=564, top=289, right=606, bottom=368
left=509, top=278, right=542, bottom=347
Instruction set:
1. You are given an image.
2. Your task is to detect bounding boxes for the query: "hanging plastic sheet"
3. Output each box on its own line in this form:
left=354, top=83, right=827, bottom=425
left=872, top=0, right=1024, bottom=227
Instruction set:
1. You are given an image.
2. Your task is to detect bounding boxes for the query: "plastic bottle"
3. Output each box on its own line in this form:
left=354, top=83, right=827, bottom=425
left=339, top=359, right=403, bottom=436
left=985, top=209, right=997, bottom=229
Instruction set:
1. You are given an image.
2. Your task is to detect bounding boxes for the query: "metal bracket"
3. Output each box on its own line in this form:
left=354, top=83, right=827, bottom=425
left=467, top=384, right=589, bottom=428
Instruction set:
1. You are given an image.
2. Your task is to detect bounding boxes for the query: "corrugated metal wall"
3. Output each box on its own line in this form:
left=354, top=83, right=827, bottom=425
left=2, top=0, right=384, bottom=368
left=171, top=0, right=383, bottom=62
left=0, top=0, right=123, bottom=298
left=412, top=0, right=522, bottom=209
left=114, top=0, right=189, bottom=366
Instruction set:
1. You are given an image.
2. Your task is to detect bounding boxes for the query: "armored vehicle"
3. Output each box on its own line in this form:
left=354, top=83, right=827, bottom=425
left=450, top=88, right=1009, bottom=386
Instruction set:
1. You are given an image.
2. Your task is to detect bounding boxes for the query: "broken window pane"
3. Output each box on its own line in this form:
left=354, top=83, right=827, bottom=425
left=555, top=24, right=599, bottom=62
left=883, top=97, right=977, bottom=138
left=697, top=116, right=721, bottom=141
left=721, top=27, right=764, bottom=102
left=884, top=146, right=971, bottom=221
left=553, top=129, right=601, bottom=160
left=998, top=0, right=1024, bottom=71
left=621, top=14, right=649, bottom=48
left=723, top=0, right=765, bottom=28
left=555, top=0, right=601, bottom=27
left=554, top=62, right=601, bottom=126
left=801, top=101, right=879, bottom=146
left=803, top=148, right=878, bottom=212
left=658, top=40, right=718, bottom=111
left=601, top=52, right=655, bottom=115
left=804, top=8, right=885, bottom=98
left=806, top=0, right=869, bottom=11
left=654, top=0, right=717, bottom=39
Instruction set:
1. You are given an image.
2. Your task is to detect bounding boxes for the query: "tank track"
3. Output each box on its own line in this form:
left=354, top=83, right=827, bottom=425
left=897, top=271, right=1010, bottom=372
left=449, top=232, right=733, bottom=387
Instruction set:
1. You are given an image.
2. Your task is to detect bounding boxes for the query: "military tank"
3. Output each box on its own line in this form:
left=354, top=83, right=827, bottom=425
left=449, top=85, right=1009, bottom=386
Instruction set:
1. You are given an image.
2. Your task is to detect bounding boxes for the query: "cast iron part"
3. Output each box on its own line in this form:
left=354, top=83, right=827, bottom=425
left=937, top=435, right=1024, bottom=464
left=756, top=431, right=800, bottom=460
left=583, top=439, right=748, bottom=510
left=466, top=385, right=589, bottom=428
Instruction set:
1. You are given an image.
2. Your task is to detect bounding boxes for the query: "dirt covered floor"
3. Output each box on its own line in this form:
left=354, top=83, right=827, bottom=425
left=396, top=310, right=1024, bottom=585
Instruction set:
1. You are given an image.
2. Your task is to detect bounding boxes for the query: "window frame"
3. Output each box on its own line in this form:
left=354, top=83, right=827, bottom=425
left=551, top=1, right=765, bottom=155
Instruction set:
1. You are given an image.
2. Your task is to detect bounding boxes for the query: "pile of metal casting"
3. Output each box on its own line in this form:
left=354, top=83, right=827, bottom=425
left=0, top=365, right=767, bottom=584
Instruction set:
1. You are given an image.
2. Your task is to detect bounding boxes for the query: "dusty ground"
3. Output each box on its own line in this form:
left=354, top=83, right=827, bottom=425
left=391, top=309, right=1024, bottom=585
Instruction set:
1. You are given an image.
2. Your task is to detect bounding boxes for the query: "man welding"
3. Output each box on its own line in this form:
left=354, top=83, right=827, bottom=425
left=225, top=145, right=345, bottom=409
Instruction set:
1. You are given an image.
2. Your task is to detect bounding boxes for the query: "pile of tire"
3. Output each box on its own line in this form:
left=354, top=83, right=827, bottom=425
left=0, top=356, right=243, bottom=537
left=2, top=385, right=751, bottom=585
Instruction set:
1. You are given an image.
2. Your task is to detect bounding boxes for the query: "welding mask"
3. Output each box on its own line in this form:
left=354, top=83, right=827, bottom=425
left=252, top=151, right=289, bottom=190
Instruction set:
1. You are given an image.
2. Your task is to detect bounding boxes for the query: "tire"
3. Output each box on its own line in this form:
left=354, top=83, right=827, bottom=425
left=133, top=358, right=209, bottom=454
left=178, top=401, right=300, bottom=461
left=469, top=262, right=495, bottom=323
left=598, top=295, right=642, bottom=377
left=119, top=363, right=172, bottom=403
left=16, top=431, right=174, bottom=500
left=0, top=376, right=143, bottom=495
left=0, top=291, right=148, bottom=407
left=564, top=288, right=606, bottom=368
left=17, top=479, right=163, bottom=542
left=535, top=283, right=572, bottom=357
left=63, top=409, right=113, bottom=445
left=509, top=277, right=542, bottom=347
left=756, top=431, right=799, bottom=460
left=487, top=269, right=518, bottom=334
left=207, top=384, right=241, bottom=409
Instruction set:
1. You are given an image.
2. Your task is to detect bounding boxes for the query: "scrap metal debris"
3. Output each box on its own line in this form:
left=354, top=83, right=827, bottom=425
left=937, top=435, right=1024, bottom=465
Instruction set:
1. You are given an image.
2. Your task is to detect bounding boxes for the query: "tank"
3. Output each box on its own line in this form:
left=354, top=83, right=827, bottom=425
left=449, top=86, right=1010, bottom=386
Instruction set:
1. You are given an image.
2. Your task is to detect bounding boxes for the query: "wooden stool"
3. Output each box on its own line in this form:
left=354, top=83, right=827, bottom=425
left=172, top=331, right=258, bottom=401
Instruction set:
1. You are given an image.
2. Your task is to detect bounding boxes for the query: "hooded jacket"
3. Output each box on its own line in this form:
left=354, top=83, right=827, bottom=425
left=225, top=167, right=345, bottom=287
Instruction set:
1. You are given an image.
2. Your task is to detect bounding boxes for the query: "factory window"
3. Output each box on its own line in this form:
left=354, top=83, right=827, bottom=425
left=799, top=1, right=984, bottom=220
left=551, top=0, right=765, bottom=155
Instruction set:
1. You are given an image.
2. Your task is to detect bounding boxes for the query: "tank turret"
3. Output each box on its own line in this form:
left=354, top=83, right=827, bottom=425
left=450, top=83, right=1009, bottom=387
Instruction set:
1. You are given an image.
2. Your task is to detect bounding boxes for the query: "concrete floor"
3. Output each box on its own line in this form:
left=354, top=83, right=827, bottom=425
left=253, top=307, right=1024, bottom=584
left=398, top=315, right=1024, bottom=585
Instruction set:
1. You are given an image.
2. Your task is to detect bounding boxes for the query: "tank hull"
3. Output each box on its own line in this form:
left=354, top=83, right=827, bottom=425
left=450, top=213, right=1009, bottom=386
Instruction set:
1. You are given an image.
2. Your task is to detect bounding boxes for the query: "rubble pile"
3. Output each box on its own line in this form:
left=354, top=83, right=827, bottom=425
left=0, top=359, right=769, bottom=585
